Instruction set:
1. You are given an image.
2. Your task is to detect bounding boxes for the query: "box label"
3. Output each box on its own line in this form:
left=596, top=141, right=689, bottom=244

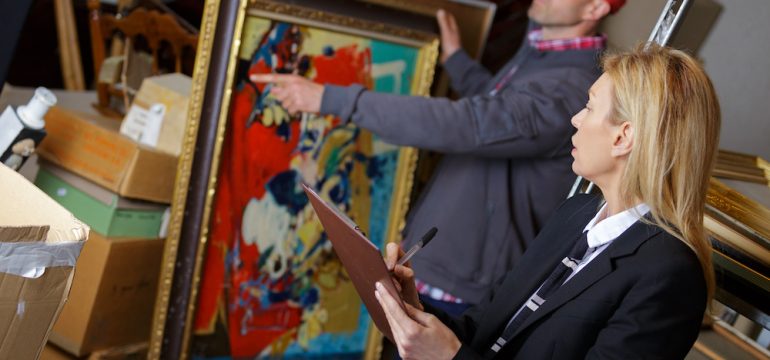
left=120, top=103, right=166, bottom=148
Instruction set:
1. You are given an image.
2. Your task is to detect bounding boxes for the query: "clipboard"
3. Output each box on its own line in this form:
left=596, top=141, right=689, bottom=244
left=302, top=183, right=403, bottom=342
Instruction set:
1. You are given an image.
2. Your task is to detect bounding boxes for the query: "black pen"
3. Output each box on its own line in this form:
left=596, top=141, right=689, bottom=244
left=397, top=227, right=438, bottom=266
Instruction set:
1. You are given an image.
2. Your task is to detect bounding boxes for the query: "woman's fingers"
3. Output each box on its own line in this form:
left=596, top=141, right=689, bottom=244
left=403, top=301, right=434, bottom=326
left=385, top=242, right=400, bottom=270
left=375, top=286, right=408, bottom=355
left=377, top=282, right=409, bottom=321
left=392, top=264, right=415, bottom=281
left=376, top=282, right=410, bottom=342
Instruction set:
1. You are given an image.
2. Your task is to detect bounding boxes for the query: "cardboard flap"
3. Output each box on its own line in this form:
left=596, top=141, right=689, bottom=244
left=0, top=226, right=48, bottom=243
left=0, top=163, right=88, bottom=244
left=123, top=148, right=177, bottom=203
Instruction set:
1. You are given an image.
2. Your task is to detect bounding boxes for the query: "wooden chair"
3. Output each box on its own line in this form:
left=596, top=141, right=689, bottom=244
left=87, top=0, right=198, bottom=117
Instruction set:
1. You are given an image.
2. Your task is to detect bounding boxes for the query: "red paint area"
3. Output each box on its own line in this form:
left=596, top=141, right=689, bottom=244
left=313, top=45, right=373, bottom=88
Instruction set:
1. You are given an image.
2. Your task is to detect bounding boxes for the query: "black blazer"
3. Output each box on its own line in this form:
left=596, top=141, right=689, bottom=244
left=426, top=194, right=707, bottom=359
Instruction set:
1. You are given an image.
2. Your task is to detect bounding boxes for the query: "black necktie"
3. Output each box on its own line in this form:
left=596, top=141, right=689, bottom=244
left=487, top=232, right=594, bottom=356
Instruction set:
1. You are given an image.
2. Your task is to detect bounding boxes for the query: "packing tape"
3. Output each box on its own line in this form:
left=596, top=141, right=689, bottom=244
left=0, top=241, right=84, bottom=279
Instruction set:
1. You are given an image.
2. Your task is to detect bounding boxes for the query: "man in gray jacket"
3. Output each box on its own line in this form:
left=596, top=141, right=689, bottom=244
left=252, top=0, right=625, bottom=314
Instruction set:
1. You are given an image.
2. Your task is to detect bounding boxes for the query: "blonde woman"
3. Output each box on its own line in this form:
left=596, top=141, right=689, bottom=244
left=376, top=45, right=720, bottom=359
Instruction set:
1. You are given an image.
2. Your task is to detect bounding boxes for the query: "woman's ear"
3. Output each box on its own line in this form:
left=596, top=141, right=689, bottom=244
left=611, top=121, right=634, bottom=157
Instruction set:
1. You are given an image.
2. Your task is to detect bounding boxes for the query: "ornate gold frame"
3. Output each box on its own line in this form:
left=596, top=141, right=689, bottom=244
left=705, top=177, right=770, bottom=330
left=706, top=178, right=770, bottom=240
left=149, top=0, right=438, bottom=358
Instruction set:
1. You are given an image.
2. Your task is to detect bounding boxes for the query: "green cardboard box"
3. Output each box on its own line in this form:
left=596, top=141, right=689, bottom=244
left=34, top=163, right=168, bottom=238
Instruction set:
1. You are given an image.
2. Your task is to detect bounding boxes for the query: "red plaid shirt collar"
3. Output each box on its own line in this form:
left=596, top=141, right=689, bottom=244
left=527, top=29, right=606, bottom=52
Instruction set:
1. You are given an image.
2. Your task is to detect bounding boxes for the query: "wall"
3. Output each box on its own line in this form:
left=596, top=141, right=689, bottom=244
left=697, top=0, right=770, bottom=160
left=600, top=0, right=770, bottom=160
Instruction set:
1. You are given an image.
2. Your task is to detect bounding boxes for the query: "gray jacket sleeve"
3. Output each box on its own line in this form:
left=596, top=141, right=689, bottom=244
left=442, top=50, right=494, bottom=97
left=320, top=69, right=589, bottom=159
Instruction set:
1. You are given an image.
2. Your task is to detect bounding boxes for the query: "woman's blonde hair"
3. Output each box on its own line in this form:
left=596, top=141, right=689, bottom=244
left=603, top=45, right=720, bottom=301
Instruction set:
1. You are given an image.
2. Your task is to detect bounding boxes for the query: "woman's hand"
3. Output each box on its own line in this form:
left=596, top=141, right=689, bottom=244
left=385, top=242, right=421, bottom=310
left=376, top=281, right=462, bottom=360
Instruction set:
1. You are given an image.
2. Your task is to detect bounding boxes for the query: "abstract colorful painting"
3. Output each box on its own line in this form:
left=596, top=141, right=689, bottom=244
left=188, top=7, right=437, bottom=359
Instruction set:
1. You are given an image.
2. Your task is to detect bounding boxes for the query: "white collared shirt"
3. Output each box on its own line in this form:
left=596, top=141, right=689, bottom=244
left=565, top=202, right=650, bottom=282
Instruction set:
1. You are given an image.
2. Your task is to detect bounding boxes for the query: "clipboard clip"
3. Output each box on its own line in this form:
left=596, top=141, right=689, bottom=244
left=354, top=226, right=367, bottom=237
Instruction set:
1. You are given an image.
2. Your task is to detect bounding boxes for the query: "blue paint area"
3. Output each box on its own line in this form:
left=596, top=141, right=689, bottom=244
left=251, top=23, right=290, bottom=69
left=267, top=171, right=308, bottom=215
left=257, top=246, right=273, bottom=270
left=367, top=152, right=398, bottom=249
left=365, top=154, right=387, bottom=182
left=298, top=286, right=319, bottom=307
left=297, top=125, right=321, bottom=153
left=324, top=174, right=350, bottom=205
left=370, top=40, right=419, bottom=95
left=276, top=120, right=291, bottom=141
left=266, top=287, right=293, bottom=304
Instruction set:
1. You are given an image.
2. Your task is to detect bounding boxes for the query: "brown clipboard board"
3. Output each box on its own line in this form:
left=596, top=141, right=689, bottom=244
left=302, top=183, right=403, bottom=343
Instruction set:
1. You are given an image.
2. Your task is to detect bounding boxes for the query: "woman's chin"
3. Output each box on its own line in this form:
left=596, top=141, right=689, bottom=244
left=571, top=162, right=580, bottom=176
left=572, top=166, right=594, bottom=183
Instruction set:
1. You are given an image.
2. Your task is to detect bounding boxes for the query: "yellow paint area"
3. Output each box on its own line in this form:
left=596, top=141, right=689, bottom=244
left=318, top=264, right=360, bottom=333
left=239, top=16, right=370, bottom=63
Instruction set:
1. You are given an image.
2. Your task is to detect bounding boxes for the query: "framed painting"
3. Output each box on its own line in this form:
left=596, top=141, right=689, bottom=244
left=149, top=0, right=439, bottom=359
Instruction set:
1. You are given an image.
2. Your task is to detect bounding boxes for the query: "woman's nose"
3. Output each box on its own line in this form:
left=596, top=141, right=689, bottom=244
left=571, top=111, right=583, bottom=128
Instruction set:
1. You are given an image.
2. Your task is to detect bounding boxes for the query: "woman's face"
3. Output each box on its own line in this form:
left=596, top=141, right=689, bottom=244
left=570, top=73, right=623, bottom=182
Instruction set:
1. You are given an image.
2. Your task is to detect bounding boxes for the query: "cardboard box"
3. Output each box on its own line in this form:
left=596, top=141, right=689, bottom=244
left=48, top=233, right=163, bottom=356
left=40, top=344, right=76, bottom=360
left=121, top=73, right=191, bottom=156
left=0, top=163, right=88, bottom=359
left=35, top=163, right=169, bottom=238
left=37, top=106, right=178, bottom=204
